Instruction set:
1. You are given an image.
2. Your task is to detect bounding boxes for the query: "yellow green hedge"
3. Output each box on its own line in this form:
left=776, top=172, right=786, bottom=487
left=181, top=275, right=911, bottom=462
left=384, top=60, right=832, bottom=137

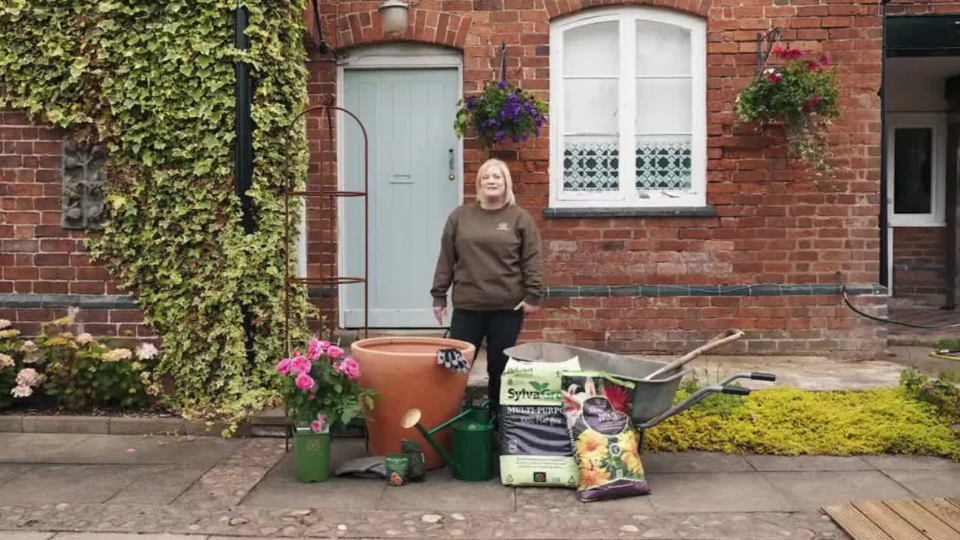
left=645, top=387, right=960, bottom=459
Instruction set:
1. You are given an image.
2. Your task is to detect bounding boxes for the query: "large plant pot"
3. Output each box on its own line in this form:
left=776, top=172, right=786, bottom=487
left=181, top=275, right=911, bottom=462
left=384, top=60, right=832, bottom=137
left=294, top=428, right=332, bottom=483
left=352, top=337, right=475, bottom=470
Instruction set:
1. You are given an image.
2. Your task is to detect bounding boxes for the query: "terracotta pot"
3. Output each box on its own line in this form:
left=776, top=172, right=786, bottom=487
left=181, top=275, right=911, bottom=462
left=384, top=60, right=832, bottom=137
left=352, top=337, right=475, bottom=470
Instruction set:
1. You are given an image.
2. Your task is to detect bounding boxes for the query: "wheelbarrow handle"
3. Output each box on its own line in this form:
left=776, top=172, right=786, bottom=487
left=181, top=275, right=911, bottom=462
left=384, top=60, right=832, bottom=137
left=642, top=329, right=745, bottom=381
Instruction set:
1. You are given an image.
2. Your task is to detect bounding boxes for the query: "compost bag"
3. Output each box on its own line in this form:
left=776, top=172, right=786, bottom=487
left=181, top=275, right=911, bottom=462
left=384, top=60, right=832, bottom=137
left=560, top=371, right=650, bottom=502
left=499, top=356, right=581, bottom=487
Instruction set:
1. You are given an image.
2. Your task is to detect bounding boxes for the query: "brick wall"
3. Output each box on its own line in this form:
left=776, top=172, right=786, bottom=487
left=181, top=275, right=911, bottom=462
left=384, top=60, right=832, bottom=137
left=886, top=0, right=960, bottom=15
left=299, top=0, right=893, bottom=356
left=892, top=227, right=946, bottom=303
left=5, top=0, right=929, bottom=356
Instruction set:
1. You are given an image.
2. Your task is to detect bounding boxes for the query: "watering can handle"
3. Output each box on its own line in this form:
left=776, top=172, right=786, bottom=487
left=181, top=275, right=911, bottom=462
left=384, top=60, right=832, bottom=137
left=642, top=329, right=745, bottom=381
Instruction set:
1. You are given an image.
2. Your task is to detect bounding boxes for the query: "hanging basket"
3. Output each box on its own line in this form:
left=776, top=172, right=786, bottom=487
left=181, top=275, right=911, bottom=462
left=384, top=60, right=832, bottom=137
left=735, top=46, right=841, bottom=173
left=454, top=80, right=548, bottom=150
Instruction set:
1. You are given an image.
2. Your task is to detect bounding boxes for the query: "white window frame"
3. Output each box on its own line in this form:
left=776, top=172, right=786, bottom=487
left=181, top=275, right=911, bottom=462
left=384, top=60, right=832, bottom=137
left=886, top=113, right=947, bottom=227
left=549, top=7, right=707, bottom=209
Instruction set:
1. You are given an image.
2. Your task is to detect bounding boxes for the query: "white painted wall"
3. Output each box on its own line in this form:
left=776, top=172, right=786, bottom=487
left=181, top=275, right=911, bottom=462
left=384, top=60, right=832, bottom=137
left=887, top=57, right=958, bottom=113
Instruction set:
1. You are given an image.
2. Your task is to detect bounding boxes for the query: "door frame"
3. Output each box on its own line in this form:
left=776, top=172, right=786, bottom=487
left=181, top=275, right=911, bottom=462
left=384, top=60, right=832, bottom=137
left=884, top=112, right=949, bottom=297
left=336, top=44, right=465, bottom=329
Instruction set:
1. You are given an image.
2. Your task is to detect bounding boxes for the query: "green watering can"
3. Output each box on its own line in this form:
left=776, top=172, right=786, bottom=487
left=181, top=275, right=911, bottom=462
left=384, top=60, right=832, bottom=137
left=400, top=401, right=495, bottom=482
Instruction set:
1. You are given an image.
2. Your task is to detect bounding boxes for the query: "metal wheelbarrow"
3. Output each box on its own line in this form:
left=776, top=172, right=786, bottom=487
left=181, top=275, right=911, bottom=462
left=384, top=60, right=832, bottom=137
left=503, top=330, right=776, bottom=453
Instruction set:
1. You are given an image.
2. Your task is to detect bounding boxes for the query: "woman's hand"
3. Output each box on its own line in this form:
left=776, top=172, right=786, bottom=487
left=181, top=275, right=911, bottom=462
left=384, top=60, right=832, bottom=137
left=513, top=301, right=540, bottom=315
left=433, top=306, right=447, bottom=325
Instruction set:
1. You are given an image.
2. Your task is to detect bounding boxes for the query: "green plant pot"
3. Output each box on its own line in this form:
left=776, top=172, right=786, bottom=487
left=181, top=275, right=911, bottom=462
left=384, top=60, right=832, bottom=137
left=294, top=429, right=331, bottom=483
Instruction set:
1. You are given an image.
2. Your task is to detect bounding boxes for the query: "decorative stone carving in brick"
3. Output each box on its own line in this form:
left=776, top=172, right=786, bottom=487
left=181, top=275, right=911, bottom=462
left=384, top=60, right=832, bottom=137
left=61, top=140, right=107, bottom=230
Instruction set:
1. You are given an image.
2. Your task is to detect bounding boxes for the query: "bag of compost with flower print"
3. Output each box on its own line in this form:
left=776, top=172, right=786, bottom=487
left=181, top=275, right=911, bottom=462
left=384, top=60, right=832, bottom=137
left=499, top=356, right=582, bottom=487
left=560, top=371, right=650, bottom=502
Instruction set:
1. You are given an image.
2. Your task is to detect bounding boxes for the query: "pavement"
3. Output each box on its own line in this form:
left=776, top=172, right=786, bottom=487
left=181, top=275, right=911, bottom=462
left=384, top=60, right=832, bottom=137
left=1, top=433, right=959, bottom=539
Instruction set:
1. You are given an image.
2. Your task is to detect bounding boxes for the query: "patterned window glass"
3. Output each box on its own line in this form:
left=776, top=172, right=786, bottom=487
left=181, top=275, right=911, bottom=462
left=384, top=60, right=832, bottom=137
left=564, top=137, right=620, bottom=192
left=636, top=136, right=691, bottom=190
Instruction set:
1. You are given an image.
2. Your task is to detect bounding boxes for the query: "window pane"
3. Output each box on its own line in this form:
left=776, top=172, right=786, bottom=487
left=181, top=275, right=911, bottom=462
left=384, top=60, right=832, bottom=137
left=564, top=21, right=619, bottom=77
left=563, top=136, right=620, bottom=193
left=636, top=20, right=691, bottom=76
left=636, top=135, right=692, bottom=191
left=894, top=128, right=933, bottom=215
left=636, top=78, right=691, bottom=134
left=564, top=79, right=619, bottom=134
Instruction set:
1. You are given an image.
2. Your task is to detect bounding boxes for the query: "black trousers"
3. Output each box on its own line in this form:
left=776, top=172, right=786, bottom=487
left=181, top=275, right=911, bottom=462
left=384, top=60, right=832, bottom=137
left=449, top=308, right=524, bottom=412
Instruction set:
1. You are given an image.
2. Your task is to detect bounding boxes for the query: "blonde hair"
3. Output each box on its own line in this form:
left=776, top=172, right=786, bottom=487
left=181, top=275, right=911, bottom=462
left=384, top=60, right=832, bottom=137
left=476, top=158, right=516, bottom=207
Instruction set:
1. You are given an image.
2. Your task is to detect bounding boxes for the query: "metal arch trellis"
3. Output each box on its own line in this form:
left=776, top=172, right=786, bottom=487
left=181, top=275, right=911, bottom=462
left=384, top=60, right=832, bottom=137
left=282, top=103, right=370, bottom=363
left=755, top=28, right=782, bottom=81
left=283, top=103, right=370, bottom=353
left=281, top=102, right=370, bottom=452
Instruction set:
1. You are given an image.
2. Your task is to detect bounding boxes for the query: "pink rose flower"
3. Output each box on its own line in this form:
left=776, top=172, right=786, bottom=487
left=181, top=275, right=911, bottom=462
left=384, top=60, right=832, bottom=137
left=311, top=414, right=327, bottom=433
left=276, top=358, right=293, bottom=375
left=307, top=339, right=323, bottom=361
left=338, top=358, right=361, bottom=380
left=290, top=355, right=312, bottom=375
left=327, top=346, right=344, bottom=360
left=295, top=373, right=315, bottom=391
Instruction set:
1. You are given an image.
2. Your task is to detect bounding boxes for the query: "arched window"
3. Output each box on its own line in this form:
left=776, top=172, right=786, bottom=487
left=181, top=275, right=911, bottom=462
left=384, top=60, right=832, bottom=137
left=550, top=8, right=707, bottom=209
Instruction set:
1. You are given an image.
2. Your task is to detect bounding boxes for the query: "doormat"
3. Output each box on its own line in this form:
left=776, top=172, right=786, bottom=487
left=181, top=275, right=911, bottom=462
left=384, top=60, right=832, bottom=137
left=823, top=499, right=960, bottom=540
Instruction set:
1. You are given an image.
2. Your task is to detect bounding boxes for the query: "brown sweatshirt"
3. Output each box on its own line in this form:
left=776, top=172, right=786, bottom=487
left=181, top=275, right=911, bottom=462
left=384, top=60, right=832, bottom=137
left=431, top=202, right=543, bottom=310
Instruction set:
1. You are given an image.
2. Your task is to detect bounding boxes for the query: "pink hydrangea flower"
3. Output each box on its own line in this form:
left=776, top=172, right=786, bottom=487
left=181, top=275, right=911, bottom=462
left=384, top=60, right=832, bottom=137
left=338, top=358, right=361, bottom=380
left=327, top=346, right=344, bottom=360
left=295, top=373, right=315, bottom=391
left=290, top=355, right=312, bottom=375
left=11, top=385, right=32, bottom=398
left=276, top=358, right=293, bottom=375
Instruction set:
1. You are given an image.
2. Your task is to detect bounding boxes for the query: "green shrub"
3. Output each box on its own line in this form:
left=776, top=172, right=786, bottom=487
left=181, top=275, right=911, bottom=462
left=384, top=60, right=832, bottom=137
left=646, top=385, right=960, bottom=460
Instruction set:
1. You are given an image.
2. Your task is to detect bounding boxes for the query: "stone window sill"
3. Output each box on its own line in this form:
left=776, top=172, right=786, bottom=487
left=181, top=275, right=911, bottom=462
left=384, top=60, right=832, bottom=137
left=543, top=206, right=717, bottom=219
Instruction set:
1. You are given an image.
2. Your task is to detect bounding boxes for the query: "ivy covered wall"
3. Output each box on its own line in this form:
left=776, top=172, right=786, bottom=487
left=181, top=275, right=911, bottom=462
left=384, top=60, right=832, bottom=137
left=0, top=0, right=313, bottom=427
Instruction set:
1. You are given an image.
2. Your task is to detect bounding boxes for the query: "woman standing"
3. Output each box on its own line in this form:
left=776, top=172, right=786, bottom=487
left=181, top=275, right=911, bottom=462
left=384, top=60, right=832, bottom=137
left=430, top=158, right=543, bottom=413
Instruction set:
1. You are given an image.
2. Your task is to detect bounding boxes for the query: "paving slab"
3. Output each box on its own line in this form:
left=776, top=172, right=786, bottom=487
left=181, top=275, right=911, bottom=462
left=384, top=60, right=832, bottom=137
left=583, top=492, right=657, bottom=514
left=0, top=464, right=33, bottom=485
left=42, top=434, right=238, bottom=467
left=108, top=465, right=208, bottom=505
left=376, top=468, right=515, bottom=512
left=762, top=471, right=915, bottom=512
left=241, top=440, right=381, bottom=509
left=884, top=469, right=960, bottom=498
left=50, top=535, right=204, bottom=540
left=0, top=464, right=146, bottom=504
left=643, top=451, right=752, bottom=473
left=685, top=355, right=905, bottom=390
left=860, top=454, right=960, bottom=471
left=108, top=417, right=185, bottom=435
left=744, top=454, right=875, bottom=471
left=646, top=472, right=795, bottom=513
left=0, top=434, right=94, bottom=463
left=0, top=533, right=55, bottom=540
left=515, top=487, right=586, bottom=512
left=21, top=416, right=108, bottom=435
left=0, top=416, right=23, bottom=433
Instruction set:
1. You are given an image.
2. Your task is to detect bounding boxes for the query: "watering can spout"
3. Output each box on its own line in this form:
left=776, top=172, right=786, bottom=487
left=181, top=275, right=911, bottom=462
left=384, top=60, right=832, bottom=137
left=400, top=408, right=460, bottom=472
left=400, top=404, right=494, bottom=482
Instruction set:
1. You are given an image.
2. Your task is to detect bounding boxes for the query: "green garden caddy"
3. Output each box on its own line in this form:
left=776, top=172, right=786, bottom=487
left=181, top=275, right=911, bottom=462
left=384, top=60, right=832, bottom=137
left=400, top=401, right=495, bottom=482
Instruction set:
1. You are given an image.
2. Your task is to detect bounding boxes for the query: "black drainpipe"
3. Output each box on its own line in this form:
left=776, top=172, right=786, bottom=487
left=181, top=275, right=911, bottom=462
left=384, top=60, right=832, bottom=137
left=235, top=6, right=256, bottom=370
left=879, top=0, right=890, bottom=290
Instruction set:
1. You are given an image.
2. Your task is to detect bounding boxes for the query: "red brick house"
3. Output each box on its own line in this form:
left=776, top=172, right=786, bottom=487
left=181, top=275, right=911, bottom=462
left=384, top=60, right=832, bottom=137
left=3, top=0, right=959, bottom=359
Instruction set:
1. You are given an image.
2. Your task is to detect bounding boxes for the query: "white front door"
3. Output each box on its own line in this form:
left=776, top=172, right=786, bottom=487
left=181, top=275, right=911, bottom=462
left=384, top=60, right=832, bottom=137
left=341, top=67, right=461, bottom=328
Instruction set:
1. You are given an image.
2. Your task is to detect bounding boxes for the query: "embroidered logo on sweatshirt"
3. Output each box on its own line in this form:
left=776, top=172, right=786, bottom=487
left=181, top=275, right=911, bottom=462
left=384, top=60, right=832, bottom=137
left=497, top=222, right=511, bottom=231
